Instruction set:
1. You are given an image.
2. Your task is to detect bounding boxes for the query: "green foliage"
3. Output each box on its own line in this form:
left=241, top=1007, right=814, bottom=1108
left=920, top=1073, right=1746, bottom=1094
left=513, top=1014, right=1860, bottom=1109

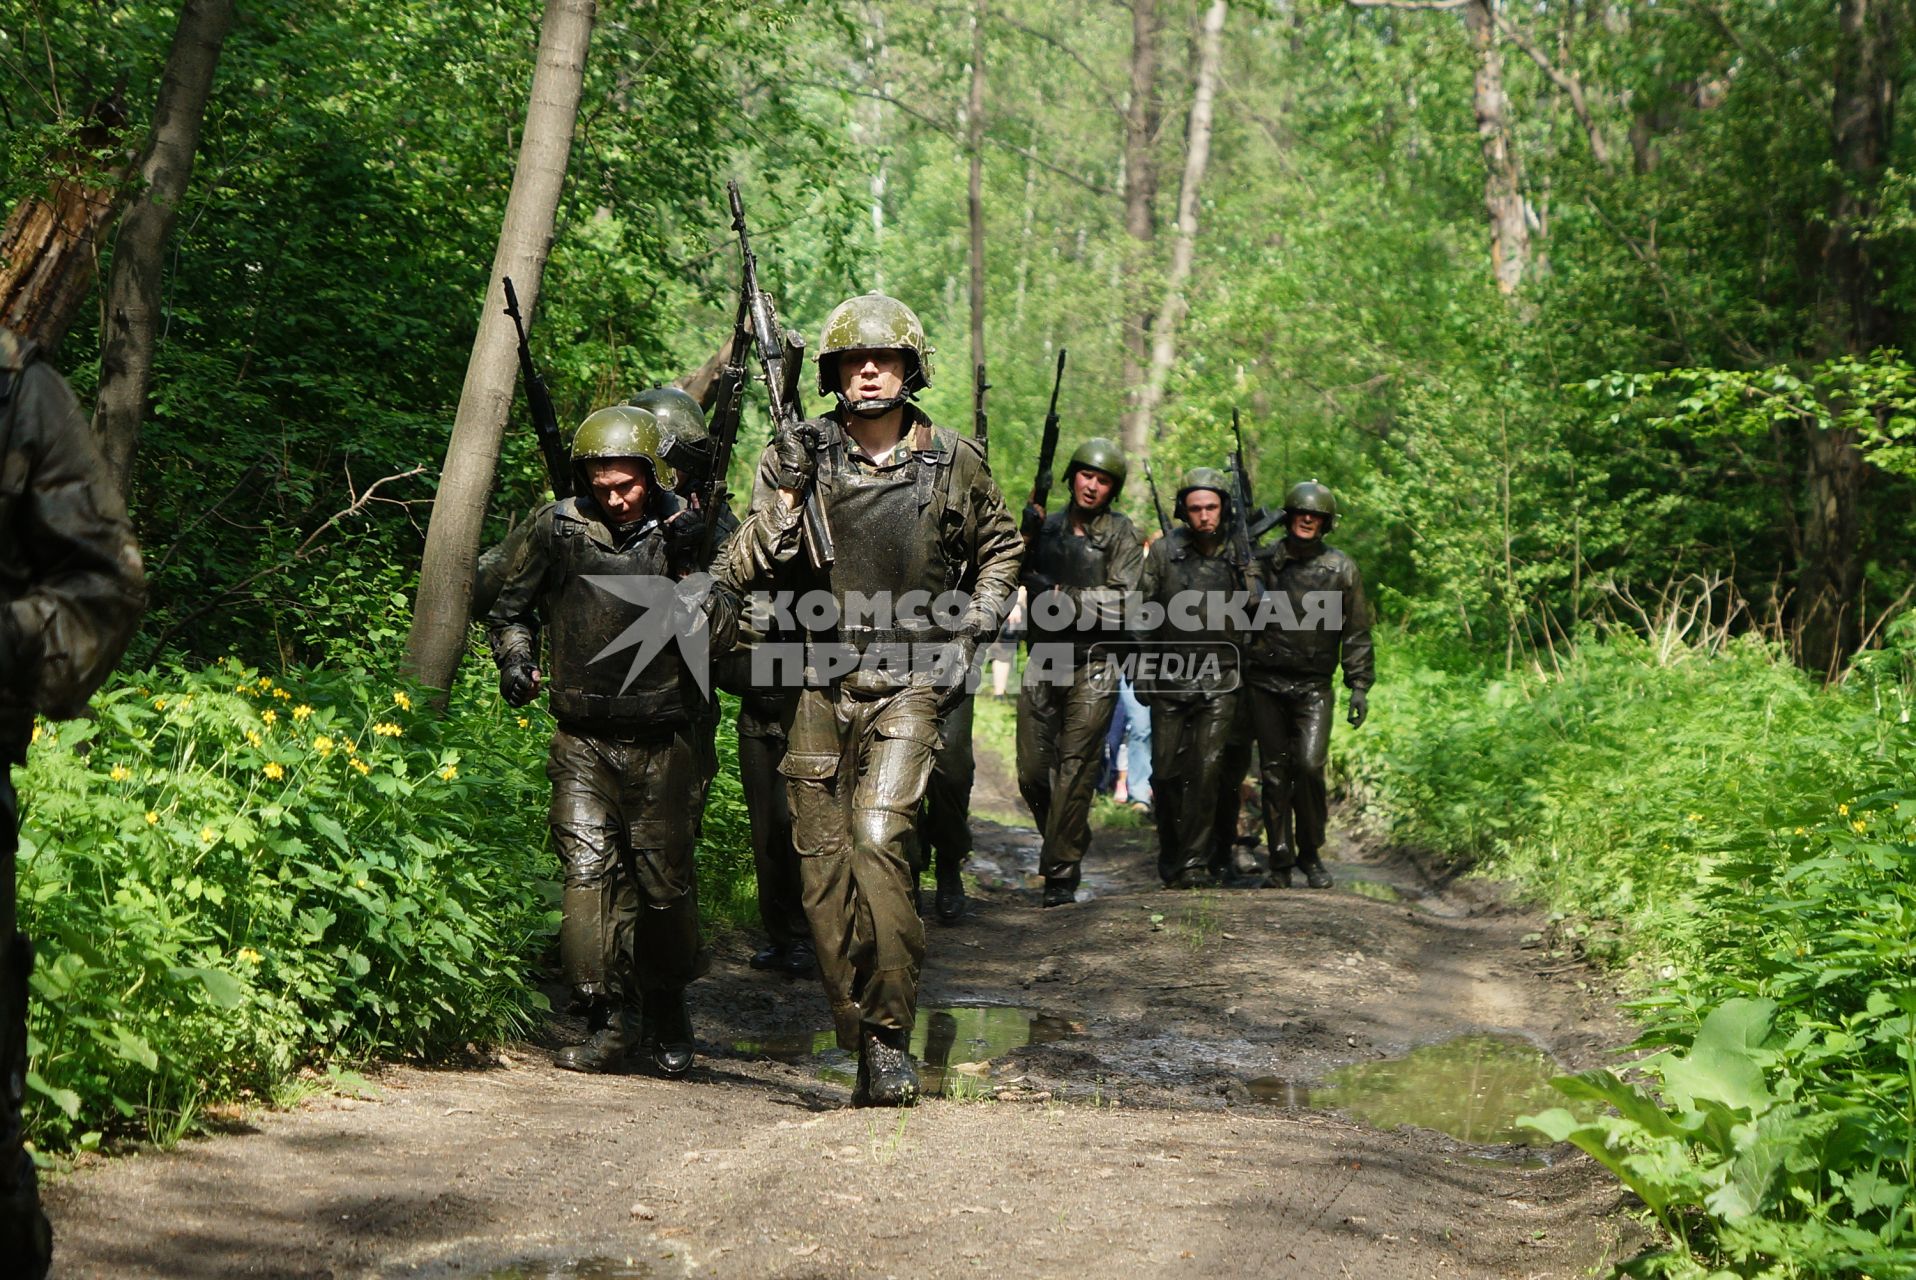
left=1346, top=632, right=1916, bottom=1274
left=15, top=656, right=757, bottom=1153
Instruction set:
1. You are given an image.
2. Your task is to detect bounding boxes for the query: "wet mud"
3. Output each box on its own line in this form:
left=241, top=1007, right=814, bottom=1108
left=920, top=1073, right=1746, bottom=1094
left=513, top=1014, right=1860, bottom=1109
left=46, top=763, right=1647, bottom=1279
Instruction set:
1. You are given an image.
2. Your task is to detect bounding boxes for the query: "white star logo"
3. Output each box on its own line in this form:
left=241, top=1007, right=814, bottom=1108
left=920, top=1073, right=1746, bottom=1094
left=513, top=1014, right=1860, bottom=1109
left=581, top=572, right=715, bottom=698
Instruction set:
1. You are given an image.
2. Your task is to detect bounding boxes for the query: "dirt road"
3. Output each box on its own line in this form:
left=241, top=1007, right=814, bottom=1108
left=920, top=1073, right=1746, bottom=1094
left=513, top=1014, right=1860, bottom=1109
left=45, top=781, right=1644, bottom=1278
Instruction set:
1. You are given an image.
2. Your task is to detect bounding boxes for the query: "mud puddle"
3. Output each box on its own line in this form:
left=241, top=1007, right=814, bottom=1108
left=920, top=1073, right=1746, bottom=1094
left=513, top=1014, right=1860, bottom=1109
left=733, top=1003, right=1078, bottom=1095
left=1246, top=1033, right=1586, bottom=1148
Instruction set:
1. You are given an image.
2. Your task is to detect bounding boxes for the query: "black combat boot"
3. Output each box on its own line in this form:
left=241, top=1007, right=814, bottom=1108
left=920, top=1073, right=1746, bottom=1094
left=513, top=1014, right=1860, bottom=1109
left=781, top=939, right=817, bottom=977
left=1263, top=867, right=1294, bottom=889
left=647, top=988, right=695, bottom=1078
left=749, top=942, right=788, bottom=971
left=556, top=999, right=632, bottom=1073
left=853, top=1028, right=919, bottom=1107
left=1298, top=856, right=1334, bottom=889
left=1042, top=880, right=1076, bottom=908
left=933, top=860, right=967, bottom=925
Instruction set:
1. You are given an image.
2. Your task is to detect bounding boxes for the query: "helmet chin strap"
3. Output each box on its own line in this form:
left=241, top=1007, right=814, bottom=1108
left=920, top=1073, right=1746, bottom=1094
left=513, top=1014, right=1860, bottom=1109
left=835, top=392, right=915, bottom=419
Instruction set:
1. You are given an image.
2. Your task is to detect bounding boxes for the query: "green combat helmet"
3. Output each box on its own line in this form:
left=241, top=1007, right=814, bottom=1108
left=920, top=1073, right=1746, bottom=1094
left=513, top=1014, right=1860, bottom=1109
left=571, top=404, right=677, bottom=494
left=1282, top=479, right=1338, bottom=531
left=815, top=292, right=933, bottom=414
left=1062, top=436, right=1128, bottom=500
left=629, top=386, right=710, bottom=483
left=1173, top=466, right=1232, bottom=522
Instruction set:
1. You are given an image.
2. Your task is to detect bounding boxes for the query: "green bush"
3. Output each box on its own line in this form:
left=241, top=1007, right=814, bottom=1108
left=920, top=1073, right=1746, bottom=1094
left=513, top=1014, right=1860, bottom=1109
left=16, top=656, right=757, bottom=1152
left=1344, top=631, right=1916, bottom=1277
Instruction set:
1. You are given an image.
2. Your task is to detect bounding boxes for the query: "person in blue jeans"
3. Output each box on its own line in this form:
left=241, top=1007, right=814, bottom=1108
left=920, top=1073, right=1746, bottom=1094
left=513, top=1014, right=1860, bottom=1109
left=1112, top=674, right=1152, bottom=811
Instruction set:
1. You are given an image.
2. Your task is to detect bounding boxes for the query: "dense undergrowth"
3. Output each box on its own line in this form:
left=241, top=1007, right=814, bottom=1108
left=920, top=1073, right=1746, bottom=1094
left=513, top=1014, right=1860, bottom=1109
left=16, top=655, right=754, bottom=1155
left=1342, top=627, right=1916, bottom=1278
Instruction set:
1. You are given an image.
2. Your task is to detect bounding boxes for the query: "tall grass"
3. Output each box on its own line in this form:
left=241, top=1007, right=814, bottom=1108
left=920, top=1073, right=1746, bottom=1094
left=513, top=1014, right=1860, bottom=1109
left=1342, top=627, right=1916, bottom=1277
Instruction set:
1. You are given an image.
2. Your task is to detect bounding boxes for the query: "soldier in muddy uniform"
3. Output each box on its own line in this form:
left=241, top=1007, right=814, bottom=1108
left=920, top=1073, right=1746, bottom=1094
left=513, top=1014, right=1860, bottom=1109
left=1136, top=468, right=1250, bottom=889
left=718, top=293, right=1021, bottom=1105
left=1, top=328, right=147, bottom=1278
left=1245, top=481, right=1372, bottom=888
left=1015, top=438, right=1143, bottom=907
left=487, top=405, right=738, bottom=1076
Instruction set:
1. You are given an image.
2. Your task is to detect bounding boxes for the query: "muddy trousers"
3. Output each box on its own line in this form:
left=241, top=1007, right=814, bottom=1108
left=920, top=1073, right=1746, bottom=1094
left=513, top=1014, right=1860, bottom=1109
left=546, top=727, right=708, bottom=1012
left=1016, top=652, right=1120, bottom=892
left=915, top=693, right=975, bottom=881
left=1248, top=678, right=1335, bottom=870
left=1148, top=689, right=1244, bottom=884
left=738, top=718, right=808, bottom=949
left=0, top=768, right=51, bottom=1279
left=781, top=683, right=936, bottom=1051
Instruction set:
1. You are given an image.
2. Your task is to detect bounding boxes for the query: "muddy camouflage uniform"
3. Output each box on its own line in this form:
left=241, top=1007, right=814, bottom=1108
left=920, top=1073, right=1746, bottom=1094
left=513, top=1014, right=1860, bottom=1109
left=1245, top=499, right=1372, bottom=882
left=719, top=408, right=1021, bottom=1058
left=716, top=604, right=808, bottom=969
left=486, top=415, right=739, bottom=1073
left=1, top=329, right=146, bottom=1277
left=1015, top=460, right=1143, bottom=902
left=1137, top=498, right=1248, bottom=887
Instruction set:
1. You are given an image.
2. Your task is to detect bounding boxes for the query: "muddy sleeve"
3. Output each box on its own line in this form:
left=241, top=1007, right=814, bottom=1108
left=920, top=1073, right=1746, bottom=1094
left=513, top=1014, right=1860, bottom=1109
left=484, top=504, right=556, bottom=671
left=714, top=443, right=804, bottom=596
left=3, top=363, right=147, bottom=718
left=1340, top=558, right=1374, bottom=692
left=958, top=442, right=1023, bottom=639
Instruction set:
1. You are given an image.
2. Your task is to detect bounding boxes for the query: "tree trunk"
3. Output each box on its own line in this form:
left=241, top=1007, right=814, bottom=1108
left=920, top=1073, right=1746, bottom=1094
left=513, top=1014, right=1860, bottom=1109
left=0, top=98, right=133, bottom=350
left=91, top=0, right=234, bottom=491
left=1798, top=0, right=1896, bottom=675
left=1119, top=0, right=1161, bottom=456
left=1463, top=0, right=1528, bottom=295
left=1134, top=0, right=1228, bottom=447
left=403, top=0, right=596, bottom=694
left=967, top=0, right=989, bottom=407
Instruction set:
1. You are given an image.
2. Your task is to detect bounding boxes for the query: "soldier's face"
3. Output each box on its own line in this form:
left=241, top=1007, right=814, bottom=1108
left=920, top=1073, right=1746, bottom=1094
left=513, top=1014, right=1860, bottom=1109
left=1184, top=489, right=1223, bottom=536
left=588, top=460, right=651, bottom=525
left=1290, top=511, right=1323, bottom=540
left=1071, top=467, right=1115, bottom=510
left=838, top=349, right=907, bottom=403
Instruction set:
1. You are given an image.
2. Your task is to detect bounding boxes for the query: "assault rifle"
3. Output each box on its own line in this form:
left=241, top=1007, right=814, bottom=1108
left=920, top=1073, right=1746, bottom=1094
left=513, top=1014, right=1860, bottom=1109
left=1227, top=407, right=1256, bottom=568
left=699, top=289, right=753, bottom=561
left=727, top=180, right=833, bottom=569
left=1142, top=461, right=1172, bottom=537
left=973, top=361, right=990, bottom=457
left=501, top=276, right=572, bottom=499
left=1027, top=348, right=1067, bottom=522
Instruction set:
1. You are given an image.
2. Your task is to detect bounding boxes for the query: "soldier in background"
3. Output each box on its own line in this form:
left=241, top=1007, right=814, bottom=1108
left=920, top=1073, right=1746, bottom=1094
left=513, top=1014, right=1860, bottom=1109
left=0, top=328, right=147, bottom=1279
left=487, top=406, right=738, bottom=1076
left=1245, top=481, right=1372, bottom=888
left=718, top=293, right=1021, bottom=1105
left=1015, top=438, right=1143, bottom=907
left=1136, top=468, right=1248, bottom=888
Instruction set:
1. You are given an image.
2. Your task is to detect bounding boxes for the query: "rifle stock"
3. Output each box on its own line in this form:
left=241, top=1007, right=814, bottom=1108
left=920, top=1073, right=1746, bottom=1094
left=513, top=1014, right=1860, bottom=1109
left=1030, top=348, right=1066, bottom=509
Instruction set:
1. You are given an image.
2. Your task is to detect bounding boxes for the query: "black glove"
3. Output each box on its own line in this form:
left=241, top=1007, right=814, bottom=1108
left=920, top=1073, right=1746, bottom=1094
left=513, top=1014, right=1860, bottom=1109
left=1022, top=569, right=1058, bottom=597
left=933, top=635, right=979, bottom=715
left=1347, top=687, right=1369, bottom=729
left=664, top=508, right=707, bottom=570
left=1020, top=503, right=1045, bottom=540
left=500, top=661, right=541, bottom=708
left=771, top=420, right=819, bottom=491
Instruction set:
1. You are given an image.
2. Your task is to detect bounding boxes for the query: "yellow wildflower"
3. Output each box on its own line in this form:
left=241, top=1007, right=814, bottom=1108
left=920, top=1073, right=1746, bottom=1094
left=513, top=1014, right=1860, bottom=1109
left=393, top=690, right=413, bottom=712
left=263, top=762, right=285, bottom=781
left=199, top=826, right=218, bottom=845
left=1852, top=819, right=1867, bottom=834
left=145, top=811, right=159, bottom=825
left=273, top=687, right=291, bottom=700
left=246, top=730, right=264, bottom=748
left=292, top=704, right=313, bottom=721
left=237, top=948, right=262, bottom=965
left=1840, top=802, right=1851, bottom=816
left=372, top=721, right=402, bottom=738
left=438, top=763, right=458, bottom=781
left=1794, top=827, right=1807, bottom=836
left=29, top=724, right=40, bottom=744
left=257, top=676, right=273, bottom=690
left=109, top=765, right=131, bottom=782
left=351, top=758, right=371, bottom=776
left=1686, top=812, right=1703, bottom=823
left=312, top=735, right=334, bottom=757
left=355, top=878, right=369, bottom=889
left=154, top=698, right=168, bottom=711
left=180, top=695, right=194, bottom=707
left=261, top=709, right=277, bottom=726
left=517, top=717, right=530, bottom=729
